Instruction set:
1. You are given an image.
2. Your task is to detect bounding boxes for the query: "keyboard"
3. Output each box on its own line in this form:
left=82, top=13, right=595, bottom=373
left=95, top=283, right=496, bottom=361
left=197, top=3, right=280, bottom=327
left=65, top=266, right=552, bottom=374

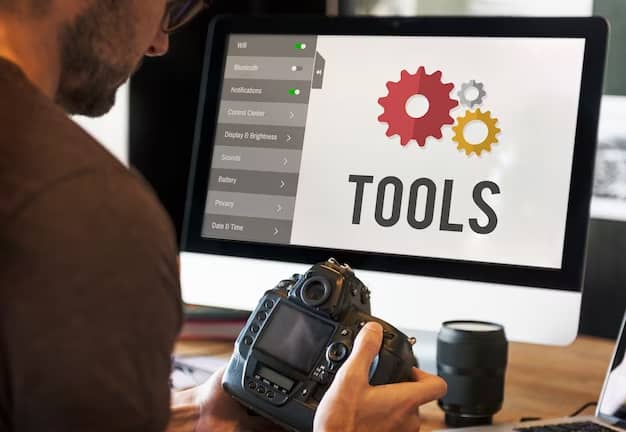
left=515, top=421, right=617, bottom=432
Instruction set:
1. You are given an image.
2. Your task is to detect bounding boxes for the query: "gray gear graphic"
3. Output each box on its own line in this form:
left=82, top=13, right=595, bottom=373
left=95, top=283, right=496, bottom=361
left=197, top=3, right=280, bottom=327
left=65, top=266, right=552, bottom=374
left=458, top=80, right=486, bottom=108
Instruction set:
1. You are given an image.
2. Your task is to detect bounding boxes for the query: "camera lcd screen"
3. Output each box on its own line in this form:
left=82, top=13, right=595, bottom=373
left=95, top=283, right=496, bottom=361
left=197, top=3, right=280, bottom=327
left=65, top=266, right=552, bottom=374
left=255, top=303, right=334, bottom=373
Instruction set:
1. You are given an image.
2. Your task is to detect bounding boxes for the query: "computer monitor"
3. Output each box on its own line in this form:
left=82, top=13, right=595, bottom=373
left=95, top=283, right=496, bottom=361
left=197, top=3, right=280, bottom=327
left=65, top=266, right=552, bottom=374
left=180, top=16, right=607, bottom=345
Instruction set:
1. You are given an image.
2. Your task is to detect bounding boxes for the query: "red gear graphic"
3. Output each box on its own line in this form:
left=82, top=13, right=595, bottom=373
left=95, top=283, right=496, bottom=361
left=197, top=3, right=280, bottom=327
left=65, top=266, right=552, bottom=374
left=378, top=67, right=459, bottom=146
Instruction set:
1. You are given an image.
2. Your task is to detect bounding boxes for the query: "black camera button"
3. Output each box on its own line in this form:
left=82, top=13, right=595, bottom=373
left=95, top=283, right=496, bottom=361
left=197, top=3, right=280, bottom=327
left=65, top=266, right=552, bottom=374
left=266, top=391, right=275, bottom=400
left=296, top=382, right=317, bottom=402
left=263, top=299, right=274, bottom=308
left=326, top=342, right=349, bottom=363
left=243, top=336, right=253, bottom=346
left=312, top=365, right=327, bottom=382
left=256, top=385, right=266, bottom=395
left=277, top=280, right=291, bottom=289
left=313, top=366, right=332, bottom=384
left=256, top=311, right=267, bottom=321
left=247, top=380, right=257, bottom=390
left=250, top=324, right=260, bottom=334
left=361, top=291, right=370, bottom=304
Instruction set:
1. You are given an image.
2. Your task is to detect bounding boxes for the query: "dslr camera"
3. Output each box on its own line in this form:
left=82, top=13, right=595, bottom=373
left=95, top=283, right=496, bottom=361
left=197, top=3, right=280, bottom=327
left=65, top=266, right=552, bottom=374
left=222, top=258, right=418, bottom=432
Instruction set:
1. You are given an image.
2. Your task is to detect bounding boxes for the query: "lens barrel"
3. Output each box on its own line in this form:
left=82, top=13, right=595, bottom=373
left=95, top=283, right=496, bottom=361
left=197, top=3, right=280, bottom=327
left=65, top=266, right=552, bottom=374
left=437, top=321, right=508, bottom=428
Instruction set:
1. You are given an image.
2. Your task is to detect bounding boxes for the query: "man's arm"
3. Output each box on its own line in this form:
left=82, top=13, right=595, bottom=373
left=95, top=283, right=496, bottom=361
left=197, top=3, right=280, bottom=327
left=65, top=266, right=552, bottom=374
left=1, top=169, right=182, bottom=431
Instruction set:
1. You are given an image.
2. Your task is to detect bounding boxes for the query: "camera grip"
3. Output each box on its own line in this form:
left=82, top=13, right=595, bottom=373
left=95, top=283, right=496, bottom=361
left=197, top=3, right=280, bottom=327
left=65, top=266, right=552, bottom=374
left=349, top=312, right=418, bottom=385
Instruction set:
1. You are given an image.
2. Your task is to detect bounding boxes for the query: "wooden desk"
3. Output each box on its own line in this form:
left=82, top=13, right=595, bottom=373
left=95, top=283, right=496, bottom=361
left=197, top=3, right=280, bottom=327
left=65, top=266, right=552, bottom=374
left=175, top=336, right=615, bottom=431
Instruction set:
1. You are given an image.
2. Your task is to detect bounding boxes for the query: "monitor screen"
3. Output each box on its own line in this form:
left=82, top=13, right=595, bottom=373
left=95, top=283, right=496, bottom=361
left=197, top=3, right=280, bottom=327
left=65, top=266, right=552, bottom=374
left=200, top=33, right=585, bottom=270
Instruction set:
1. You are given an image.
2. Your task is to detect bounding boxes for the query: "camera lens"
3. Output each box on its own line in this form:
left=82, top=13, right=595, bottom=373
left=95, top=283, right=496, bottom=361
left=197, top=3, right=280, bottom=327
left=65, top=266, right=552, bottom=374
left=300, top=276, right=331, bottom=306
left=437, top=321, right=508, bottom=428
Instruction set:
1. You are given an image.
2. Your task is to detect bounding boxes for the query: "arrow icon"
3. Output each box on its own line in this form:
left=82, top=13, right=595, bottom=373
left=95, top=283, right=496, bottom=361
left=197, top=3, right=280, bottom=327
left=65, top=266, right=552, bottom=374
left=286, top=134, right=292, bottom=142
left=276, top=204, right=283, bottom=213
left=273, top=227, right=279, bottom=236
left=289, top=111, right=295, bottom=119
left=280, top=180, right=286, bottom=189
left=282, top=158, right=288, bottom=166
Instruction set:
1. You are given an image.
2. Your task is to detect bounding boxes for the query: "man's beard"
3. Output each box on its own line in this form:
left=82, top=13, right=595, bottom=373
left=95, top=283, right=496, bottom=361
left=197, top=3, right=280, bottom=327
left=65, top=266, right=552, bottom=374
left=55, top=2, right=137, bottom=117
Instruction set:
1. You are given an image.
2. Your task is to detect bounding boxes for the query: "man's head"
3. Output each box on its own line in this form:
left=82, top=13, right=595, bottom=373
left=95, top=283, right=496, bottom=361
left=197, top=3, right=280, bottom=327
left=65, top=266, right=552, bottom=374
left=55, top=0, right=170, bottom=117
left=0, top=0, right=208, bottom=117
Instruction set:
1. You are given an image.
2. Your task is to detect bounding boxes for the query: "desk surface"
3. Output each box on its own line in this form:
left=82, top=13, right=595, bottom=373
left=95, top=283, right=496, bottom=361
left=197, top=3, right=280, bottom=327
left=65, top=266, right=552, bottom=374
left=175, top=336, right=615, bottom=431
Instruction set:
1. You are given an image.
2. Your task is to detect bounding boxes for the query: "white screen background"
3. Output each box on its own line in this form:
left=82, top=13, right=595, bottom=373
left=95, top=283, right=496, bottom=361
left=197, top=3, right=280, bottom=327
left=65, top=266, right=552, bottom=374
left=291, top=36, right=585, bottom=269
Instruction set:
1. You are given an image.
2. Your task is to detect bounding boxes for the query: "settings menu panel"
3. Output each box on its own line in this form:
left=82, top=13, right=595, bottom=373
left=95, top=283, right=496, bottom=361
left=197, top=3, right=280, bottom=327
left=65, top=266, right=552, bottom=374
left=202, top=35, right=325, bottom=244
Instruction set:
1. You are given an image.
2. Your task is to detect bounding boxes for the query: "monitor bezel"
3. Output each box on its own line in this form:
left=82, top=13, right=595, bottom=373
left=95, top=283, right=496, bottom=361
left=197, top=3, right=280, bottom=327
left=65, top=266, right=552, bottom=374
left=182, top=16, right=608, bottom=292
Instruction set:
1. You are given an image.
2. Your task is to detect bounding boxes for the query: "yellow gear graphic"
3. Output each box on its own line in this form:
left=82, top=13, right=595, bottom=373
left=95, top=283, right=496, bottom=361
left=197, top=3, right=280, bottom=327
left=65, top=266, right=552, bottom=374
left=452, top=109, right=501, bottom=156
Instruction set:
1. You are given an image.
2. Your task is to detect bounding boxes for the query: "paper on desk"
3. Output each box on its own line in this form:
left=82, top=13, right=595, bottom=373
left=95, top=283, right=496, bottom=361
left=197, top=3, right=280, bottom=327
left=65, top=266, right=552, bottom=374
left=171, top=355, right=229, bottom=390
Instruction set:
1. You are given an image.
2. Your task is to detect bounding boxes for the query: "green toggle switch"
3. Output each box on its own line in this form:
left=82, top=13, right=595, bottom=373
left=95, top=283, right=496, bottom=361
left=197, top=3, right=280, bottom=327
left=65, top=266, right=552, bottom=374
left=288, top=88, right=301, bottom=96
left=294, top=42, right=307, bottom=50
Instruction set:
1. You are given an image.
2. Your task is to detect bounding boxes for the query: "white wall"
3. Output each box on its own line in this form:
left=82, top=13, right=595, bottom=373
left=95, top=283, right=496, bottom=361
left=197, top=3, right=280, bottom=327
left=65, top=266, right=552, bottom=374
left=346, top=0, right=594, bottom=16
left=464, top=0, right=593, bottom=16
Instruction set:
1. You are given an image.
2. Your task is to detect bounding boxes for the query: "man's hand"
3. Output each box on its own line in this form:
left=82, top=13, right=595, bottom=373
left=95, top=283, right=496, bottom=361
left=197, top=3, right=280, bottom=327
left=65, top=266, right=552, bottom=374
left=314, top=322, right=447, bottom=432
left=168, top=367, right=282, bottom=432
left=170, top=322, right=445, bottom=432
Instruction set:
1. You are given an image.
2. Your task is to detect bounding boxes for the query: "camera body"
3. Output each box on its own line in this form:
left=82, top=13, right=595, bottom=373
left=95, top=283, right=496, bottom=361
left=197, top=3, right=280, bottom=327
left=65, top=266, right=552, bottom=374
left=222, top=258, right=418, bottom=432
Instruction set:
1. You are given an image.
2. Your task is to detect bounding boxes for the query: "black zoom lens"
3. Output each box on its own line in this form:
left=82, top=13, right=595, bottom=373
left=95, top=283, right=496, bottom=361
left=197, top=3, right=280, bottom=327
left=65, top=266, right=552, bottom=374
left=437, top=321, right=508, bottom=428
left=300, top=276, right=331, bottom=306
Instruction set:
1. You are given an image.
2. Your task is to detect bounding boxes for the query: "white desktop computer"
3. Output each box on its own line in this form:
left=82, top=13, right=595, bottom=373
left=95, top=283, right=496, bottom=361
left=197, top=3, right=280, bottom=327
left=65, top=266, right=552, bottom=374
left=180, top=16, right=607, bottom=353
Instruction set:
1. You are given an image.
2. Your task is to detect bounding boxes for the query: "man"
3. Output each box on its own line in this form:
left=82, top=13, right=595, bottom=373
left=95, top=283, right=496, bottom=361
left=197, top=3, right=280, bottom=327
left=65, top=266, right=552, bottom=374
left=0, top=1, right=447, bottom=431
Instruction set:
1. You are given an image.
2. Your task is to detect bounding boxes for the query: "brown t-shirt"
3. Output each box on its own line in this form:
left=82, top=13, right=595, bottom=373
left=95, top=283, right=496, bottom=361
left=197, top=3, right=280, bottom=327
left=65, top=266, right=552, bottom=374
left=0, top=58, right=182, bottom=431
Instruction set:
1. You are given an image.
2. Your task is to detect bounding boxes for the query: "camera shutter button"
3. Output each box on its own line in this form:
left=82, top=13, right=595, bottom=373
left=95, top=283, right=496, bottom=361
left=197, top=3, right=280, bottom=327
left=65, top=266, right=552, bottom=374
left=326, top=342, right=349, bottom=363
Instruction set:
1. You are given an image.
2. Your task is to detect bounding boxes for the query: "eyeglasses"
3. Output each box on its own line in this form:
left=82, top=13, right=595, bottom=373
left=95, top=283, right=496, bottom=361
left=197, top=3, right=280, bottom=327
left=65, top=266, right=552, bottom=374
left=161, top=0, right=212, bottom=34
